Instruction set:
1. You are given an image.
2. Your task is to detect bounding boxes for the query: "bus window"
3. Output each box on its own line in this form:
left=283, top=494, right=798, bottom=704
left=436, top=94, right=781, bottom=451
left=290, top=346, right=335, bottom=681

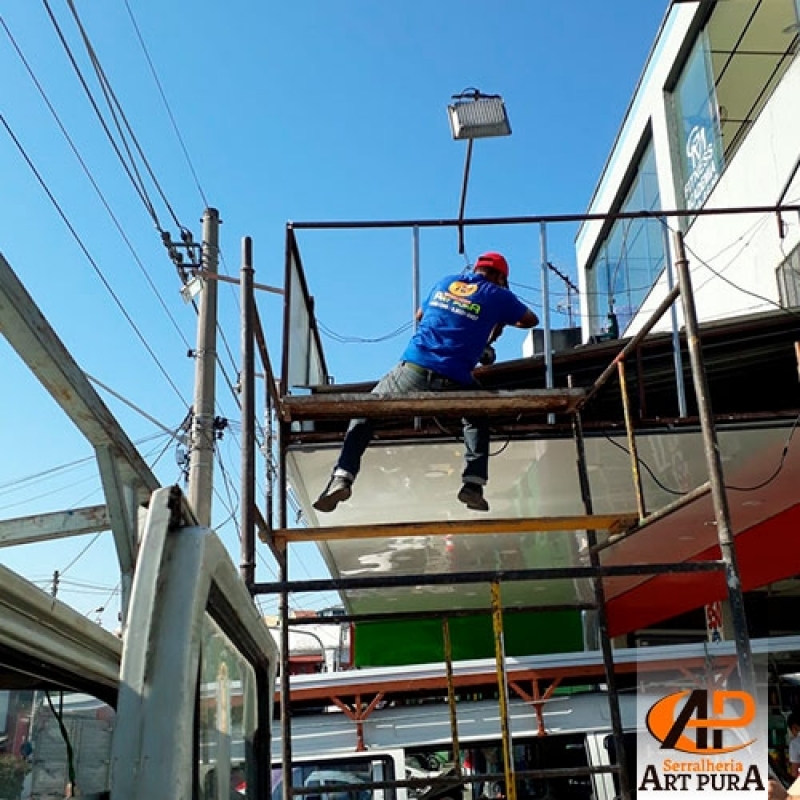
left=603, top=733, right=637, bottom=800
left=272, top=754, right=400, bottom=800
left=428, top=733, right=592, bottom=800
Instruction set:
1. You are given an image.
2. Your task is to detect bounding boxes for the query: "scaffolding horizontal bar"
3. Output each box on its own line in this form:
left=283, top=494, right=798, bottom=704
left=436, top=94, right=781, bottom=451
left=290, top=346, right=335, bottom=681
left=251, top=559, right=725, bottom=594
left=272, top=513, right=639, bottom=544
left=285, top=601, right=599, bottom=626
left=280, top=388, right=586, bottom=421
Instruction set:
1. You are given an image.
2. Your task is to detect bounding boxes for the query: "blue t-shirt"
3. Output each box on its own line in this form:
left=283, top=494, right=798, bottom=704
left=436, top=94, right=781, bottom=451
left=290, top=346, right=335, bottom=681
left=401, top=272, right=530, bottom=385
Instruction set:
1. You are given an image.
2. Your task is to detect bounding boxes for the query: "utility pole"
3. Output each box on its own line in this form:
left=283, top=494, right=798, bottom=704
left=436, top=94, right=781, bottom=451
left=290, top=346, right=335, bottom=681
left=188, top=208, right=220, bottom=527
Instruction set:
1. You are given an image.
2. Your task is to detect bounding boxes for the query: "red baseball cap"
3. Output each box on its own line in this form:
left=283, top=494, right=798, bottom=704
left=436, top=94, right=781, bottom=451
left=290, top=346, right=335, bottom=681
left=475, top=252, right=509, bottom=278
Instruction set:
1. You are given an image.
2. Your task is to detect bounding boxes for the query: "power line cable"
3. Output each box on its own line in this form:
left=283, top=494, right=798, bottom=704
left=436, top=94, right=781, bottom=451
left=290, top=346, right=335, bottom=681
left=122, top=0, right=210, bottom=209
left=63, top=0, right=187, bottom=234
left=0, top=12, right=192, bottom=352
left=41, top=0, right=161, bottom=227
left=0, top=114, right=188, bottom=404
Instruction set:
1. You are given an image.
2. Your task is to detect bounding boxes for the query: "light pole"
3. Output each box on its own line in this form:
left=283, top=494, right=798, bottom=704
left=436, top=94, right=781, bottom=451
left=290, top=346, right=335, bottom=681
left=447, top=88, right=512, bottom=255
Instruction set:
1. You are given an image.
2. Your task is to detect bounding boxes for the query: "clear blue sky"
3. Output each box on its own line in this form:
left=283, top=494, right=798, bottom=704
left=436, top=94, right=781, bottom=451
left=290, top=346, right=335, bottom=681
left=0, top=1, right=667, bottom=629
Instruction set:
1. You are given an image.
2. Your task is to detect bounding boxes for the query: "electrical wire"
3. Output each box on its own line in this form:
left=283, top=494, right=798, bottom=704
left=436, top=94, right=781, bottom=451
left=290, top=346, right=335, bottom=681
left=122, top=0, right=210, bottom=210
left=317, top=318, right=414, bottom=344
left=41, top=0, right=162, bottom=229
left=0, top=12, right=192, bottom=353
left=0, top=114, right=189, bottom=404
left=63, top=0, right=187, bottom=233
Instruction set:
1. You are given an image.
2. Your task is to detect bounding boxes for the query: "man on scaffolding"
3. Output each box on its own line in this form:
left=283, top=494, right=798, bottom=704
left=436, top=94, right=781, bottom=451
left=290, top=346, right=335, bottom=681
left=313, top=252, right=539, bottom=514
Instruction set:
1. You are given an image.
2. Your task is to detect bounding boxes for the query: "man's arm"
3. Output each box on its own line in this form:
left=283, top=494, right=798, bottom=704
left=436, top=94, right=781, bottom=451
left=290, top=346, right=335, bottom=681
left=514, top=309, right=539, bottom=329
left=489, top=309, right=539, bottom=345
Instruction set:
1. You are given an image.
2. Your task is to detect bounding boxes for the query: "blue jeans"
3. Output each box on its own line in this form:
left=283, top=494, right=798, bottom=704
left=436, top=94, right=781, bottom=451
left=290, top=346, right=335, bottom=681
left=334, top=362, right=490, bottom=485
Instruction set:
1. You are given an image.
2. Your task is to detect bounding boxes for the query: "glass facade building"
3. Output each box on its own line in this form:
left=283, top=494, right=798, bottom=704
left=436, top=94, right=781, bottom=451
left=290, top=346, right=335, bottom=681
left=581, top=0, right=800, bottom=339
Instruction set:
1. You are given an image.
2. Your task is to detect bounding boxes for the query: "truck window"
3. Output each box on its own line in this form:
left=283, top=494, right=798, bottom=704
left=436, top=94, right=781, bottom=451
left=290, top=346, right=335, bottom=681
left=199, top=613, right=259, bottom=800
left=5, top=689, right=115, bottom=799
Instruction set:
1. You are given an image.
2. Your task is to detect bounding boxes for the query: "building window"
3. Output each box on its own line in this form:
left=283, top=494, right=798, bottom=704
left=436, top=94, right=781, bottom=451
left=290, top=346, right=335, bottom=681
left=777, top=243, right=800, bottom=308
left=672, top=31, right=724, bottom=211
left=672, top=0, right=799, bottom=210
left=587, top=140, right=665, bottom=337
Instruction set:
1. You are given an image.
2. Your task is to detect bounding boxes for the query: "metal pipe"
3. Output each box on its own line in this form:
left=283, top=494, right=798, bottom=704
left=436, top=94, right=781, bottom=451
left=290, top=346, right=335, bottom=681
left=672, top=231, right=755, bottom=694
left=279, top=555, right=293, bottom=800
left=288, top=202, right=800, bottom=231
left=241, top=237, right=255, bottom=587
left=457, top=139, right=474, bottom=254
left=491, top=581, right=516, bottom=800
left=570, top=376, right=632, bottom=800
left=661, top=218, right=688, bottom=417
left=540, top=223, right=554, bottom=424
left=580, top=284, right=681, bottom=409
left=286, top=601, right=598, bottom=626
left=592, top=480, right=712, bottom=553
left=412, top=226, right=420, bottom=328
left=442, top=619, right=462, bottom=777
left=617, top=360, right=646, bottom=520
left=251, top=559, right=725, bottom=595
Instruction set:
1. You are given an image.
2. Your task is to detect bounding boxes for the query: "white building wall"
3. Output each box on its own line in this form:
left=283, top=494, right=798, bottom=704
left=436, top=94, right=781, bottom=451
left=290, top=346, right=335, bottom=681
left=577, top=1, right=800, bottom=339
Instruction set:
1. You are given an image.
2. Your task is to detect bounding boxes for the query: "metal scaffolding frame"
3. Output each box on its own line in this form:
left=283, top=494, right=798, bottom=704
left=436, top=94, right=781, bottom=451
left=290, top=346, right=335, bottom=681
left=242, top=204, right=800, bottom=800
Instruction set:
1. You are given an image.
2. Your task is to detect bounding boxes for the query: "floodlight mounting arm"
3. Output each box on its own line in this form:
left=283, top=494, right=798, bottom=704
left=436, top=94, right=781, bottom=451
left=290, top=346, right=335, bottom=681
left=451, top=87, right=501, bottom=101
left=457, top=138, right=474, bottom=255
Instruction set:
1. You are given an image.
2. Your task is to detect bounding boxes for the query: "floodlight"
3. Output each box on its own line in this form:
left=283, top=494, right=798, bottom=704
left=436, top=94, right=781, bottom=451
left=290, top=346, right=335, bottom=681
left=447, top=91, right=512, bottom=140
left=447, top=88, right=512, bottom=254
left=180, top=274, right=204, bottom=304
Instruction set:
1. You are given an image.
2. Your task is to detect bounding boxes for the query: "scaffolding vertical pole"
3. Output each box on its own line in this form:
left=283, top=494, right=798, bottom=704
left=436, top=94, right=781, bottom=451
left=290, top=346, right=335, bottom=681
left=280, top=552, right=293, bottom=800
left=540, top=223, right=554, bottom=427
left=491, top=581, right=516, bottom=800
left=661, top=218, right=688, bottom=418
left=617, top=360, right=646, bottom=520
left=672, top=231, right=755, bottom=693
left=240, top=236, right=256, bottom=588
left=442, top=619, right=462, bottom=777
left=413, top=226, right=421, bottom=431
left=412, top=226, right=421, bottom=330
left=570, top=377, right=631, bottom=800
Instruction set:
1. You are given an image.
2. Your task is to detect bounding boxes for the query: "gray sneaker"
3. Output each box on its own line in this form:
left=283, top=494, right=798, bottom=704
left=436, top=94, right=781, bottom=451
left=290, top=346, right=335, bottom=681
left=313, top=476, right=353, bottom=513
left=457, top=483, right=489, bottom=512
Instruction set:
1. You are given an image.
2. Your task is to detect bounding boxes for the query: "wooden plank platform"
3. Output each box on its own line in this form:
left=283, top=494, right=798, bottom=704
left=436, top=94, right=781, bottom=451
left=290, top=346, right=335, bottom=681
left=269, top=513, right=639, bottom=544
left=280, top=388, right=586, bottom=422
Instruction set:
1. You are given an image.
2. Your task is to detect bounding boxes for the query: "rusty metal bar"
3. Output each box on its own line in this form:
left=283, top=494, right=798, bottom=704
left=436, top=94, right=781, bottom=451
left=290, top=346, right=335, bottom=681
left=592, top=480, right=712, bottom=553
left=288, top=202, right=800, bottom=230
left=617, top=360, right=647, bottom=520
left=673, top=230, right=755, bottom=694
left=442, top=619, right=462, bottom=777
left=571, top=381, right=632, bottom=800
left=279, top=553, right=293, bottom=800
left=281, top=388, right=585, bottom=421
left=240, top=237, right=256, bottom=588
left=251, top=559, right=724, bottom=595
left=491, top=581, right=516, bottom=800
left=276, top=512, right=638, bottom=543
left=580, top=284, right=681, bottom=410
left=286, top=601, right=597, bottom=626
